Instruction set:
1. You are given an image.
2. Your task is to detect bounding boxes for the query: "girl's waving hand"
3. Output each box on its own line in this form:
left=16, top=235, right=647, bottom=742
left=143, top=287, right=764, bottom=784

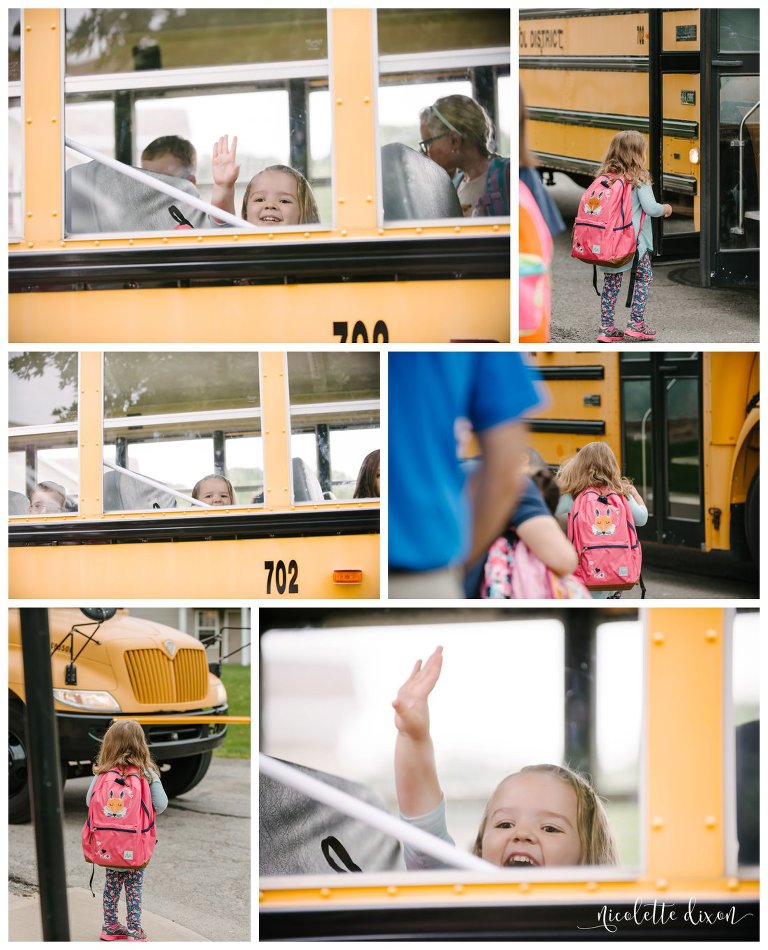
left=392, top=646, right=443, bottom=741
left=212, top=135, right=240, bottom=188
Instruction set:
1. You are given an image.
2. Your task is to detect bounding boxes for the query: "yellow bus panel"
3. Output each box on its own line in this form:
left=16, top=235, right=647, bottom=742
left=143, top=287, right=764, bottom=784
left=519, top=12, right=649, bottom=58
left=521, top=69, right=648, bottom=117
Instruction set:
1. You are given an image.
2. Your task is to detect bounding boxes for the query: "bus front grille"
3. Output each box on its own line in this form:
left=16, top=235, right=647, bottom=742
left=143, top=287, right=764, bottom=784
left=124, top=648, right=208, bottom=704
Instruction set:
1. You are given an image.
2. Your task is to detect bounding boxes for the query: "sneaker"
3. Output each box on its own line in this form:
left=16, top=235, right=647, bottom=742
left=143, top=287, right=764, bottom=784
left=596, top=326, right=625, bottom=343
left=100, top=922, right=129, bottom=941
left=625, top=322, right=656, bottom=340
left=126, top=928, right=148, bottom=942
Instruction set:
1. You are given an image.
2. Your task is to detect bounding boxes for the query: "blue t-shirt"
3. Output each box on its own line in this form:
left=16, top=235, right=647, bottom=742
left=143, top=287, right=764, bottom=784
left=389, top=353, right=541, bottom=571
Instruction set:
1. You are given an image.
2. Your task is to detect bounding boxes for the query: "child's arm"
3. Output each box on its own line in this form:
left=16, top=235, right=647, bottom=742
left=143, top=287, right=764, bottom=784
left=516, top=515, right=579, bottom=576
left=85, top=774, right=97, bottom=805
left=637, top=183, right=669, bottom=219
left=627, top=486, right=649, bottom=527
left=393, top=646, right=443, bottom=818
left=211, top=135, right=240, bottom=219
left=147, top=769, right=169, bottom=815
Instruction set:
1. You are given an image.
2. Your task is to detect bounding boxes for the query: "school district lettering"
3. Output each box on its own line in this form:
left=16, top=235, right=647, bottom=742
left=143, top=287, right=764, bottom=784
left=519, top=28, right=564, bottom=51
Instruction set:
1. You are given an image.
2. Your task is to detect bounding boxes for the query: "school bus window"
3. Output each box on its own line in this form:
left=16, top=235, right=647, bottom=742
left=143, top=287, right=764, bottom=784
left=376, top=8, right=510, bottom=224
left=8, top=9, right=21, bottom=80
left=731, top=611, right=759, bottom=871
left=101, top=352, right=263, bottom=513
left=719, top=10, right=760, bottom=54
left=287, top=353, right=380, bottom=503
left=8, top=352, right=79, bottom=517
left=595, top=619, right=643, bottom=867
left=8, top=11, right=22, bottom=241
left=63, top=8, right=331, bottom=234
left=718, top=76, right=759, bottom=251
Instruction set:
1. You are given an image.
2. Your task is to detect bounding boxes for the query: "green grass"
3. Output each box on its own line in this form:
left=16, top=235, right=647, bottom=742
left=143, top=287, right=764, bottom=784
left=214, top=664, right=251, bottom=760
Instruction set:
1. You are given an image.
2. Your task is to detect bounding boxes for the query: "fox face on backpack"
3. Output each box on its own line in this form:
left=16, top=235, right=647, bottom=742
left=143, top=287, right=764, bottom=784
left=567, top=489, right=642, bottom=591
left=83, top=768, right=157, bottom=870
left=572, top=176, right=645, bottom=269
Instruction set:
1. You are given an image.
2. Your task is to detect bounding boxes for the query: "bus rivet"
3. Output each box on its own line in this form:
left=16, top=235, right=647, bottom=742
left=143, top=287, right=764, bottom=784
left=653, top=632, right=664, bottom=645
left=366, top=195, right=373, bottom=203
left=268, top=233, right=275, bottom=239
left=26, top=24, right=31, bottom=31
left=586, top=881, right=598, bottom=892
left=128, top=239, right=134, bottom=245
left=363, top=96, right=371, bottom=104
left=27, top=241, right=34, bottom=248
left=304, top=232, right=310, bottom=239
left=50, top=23, right=57, bottom=30
left=26, top=211, right=32, bottom=217
left=51, top=117, right=57, bottom=123
left=704, top=816, right=717, bottom=829
left=705, top=629, right=718, bottom=642
left=416, top=227, right=422, bottom=234
left=26, top=117, right=33, bottom=124
left=492, top=224, right=499, bottom=232
left=94, top=240, right=100, bottom=246
left=651, top=817, right=664, bottom=830
left=453, top=884, right=465, bottom=895
left=454, top=226, right=461, bottom=233
left=51, top=211, right=57, bottom=217
left=378, top=229, right=385, bottom=236
left=656, top=878, right=668, bottom=891
left=726, top=878, right=740, bottom=891
left=387, top=886, right=398, bottom=896
left=197, top=236, right=203, bottom=242
left=338, top=197, right=345, bottom=204
left=340, top=230, right=348, bottom=237
left=162, top=237, right=168, bottom=243
left=233, top=234, right=239, bottom=241
left=320, top=888, right=331, bottom=899
left=519, top=882, right=530, bottom=893
left=336, top=98, right=343, bottom=106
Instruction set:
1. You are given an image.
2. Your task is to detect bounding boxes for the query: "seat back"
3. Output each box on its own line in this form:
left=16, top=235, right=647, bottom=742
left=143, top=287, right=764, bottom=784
left=9, top=490, right=30, bottom=516
left=103, top=470, right=179, bottom=512
left=381, top=143, right=463, bottom=221
left=291, top=457, right=326, bottom=503
left=65, top=161, right=209, bottom=233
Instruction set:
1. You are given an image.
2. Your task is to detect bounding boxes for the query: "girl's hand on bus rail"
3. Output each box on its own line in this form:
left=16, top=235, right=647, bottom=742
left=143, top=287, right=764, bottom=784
left=212, top=135, right=241, bottom=187
left=662, top=203, right=673, bottom=218
left=392, top=646, right=443, bottom=740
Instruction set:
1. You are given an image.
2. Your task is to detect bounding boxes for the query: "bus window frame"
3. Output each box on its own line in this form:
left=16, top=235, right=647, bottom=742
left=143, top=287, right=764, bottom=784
left=374, top=38, right=511, bottom=230
left=8, top=9, right=24, bottom=242
left=60, top=8, right=335, bottom=241
left=8, top=349, right=81, bottom=519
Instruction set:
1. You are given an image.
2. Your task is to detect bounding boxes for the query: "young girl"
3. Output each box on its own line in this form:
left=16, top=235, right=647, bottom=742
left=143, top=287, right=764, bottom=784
left=393, top=647, right=618, bottom=869
left=87, top=721, right=168, bottom=941
left=211, top=135, right=319, bottom=225
left=29, top=481, right=67, bottom=514
left=555, top=441, right=648, bottom=597
left=594, top=130, right=672, bottom=343
left=192, top=474, right=235, bottom=506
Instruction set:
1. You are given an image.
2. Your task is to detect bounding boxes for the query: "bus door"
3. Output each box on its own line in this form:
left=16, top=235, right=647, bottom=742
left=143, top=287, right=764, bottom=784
left=701, top=9, right=760, bottom=286
left=648, top=11, right=702, bottom=261
left=619, top=353, right=704, bottom=549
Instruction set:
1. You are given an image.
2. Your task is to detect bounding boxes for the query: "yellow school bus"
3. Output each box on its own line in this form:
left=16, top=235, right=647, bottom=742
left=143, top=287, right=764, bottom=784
left=520, top=8, right=759, bottom=287
left=258, top=606, right=758, bottom=939
left=526, top=352, right=759, bottom=563
left=8, top=8, right=510, bottom=343
left=8, top=351, right=380, bottom=598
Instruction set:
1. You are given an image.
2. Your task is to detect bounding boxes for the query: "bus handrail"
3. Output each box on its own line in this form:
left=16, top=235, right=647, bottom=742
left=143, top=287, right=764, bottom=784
left=259, top=753, right=492, bottom=873
left=731, top=100, right=760, bottom=236
left=65, top=136, right=251, bottom=230
left=102, top=460, right=209, bottom=508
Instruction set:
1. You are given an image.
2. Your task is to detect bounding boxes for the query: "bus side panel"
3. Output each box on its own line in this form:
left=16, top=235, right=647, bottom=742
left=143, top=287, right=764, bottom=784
left=9, top=535, right=380, bottom=599
left=9, top=281, right=510, bottom=344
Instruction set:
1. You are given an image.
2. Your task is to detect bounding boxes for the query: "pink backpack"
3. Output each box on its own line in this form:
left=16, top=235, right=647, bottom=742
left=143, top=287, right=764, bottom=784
left=481, top=536, right=592, bottom=600
left=572, top=175, right=645, bottom=269
left=567, top=488, right=642, bottom=592
left=83, top=768, right=157, bottom=873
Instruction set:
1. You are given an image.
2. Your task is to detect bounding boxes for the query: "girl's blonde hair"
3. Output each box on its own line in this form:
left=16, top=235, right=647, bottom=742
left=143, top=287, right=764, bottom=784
left=555, top=441, right=633, bottom=498
left=93, top=720, right=158, bottom=776
left=419, top=95, right=496, bottom=159
left=597, top=130, right=652, bottom=186
left=241, top=165, right=320, bottom=224
left=471, top=764, right=619, bottom=865
left=192, top=474, right=235, bottom=504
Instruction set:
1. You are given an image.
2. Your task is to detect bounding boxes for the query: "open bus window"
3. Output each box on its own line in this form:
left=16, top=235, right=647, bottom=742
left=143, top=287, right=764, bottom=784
left=731, top=610, right=759, bottom=872
left=260, top=610, right=641, bottom=877
left=8, top=10, right=22, bottom=240
left=377, top=8, right=510, bottom=224
left=287, top=353, right=380, bottom=503
left=63, top=9, right=331, bottom=234
left=8, top=353, right=80, bottom=516
left=102, top=352, right=263, bottom=513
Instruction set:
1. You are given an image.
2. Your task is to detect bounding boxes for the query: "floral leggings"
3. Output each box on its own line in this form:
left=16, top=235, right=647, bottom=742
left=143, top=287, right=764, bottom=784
left=103, top=868, right=144, bottom=931
left=600, top=252, right=653, bottom=328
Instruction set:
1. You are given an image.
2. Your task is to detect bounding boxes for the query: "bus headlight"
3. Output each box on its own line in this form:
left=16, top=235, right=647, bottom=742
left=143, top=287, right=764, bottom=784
left=688, top=147, right=700, bottom=164
left=53, top=689, right=121, bottom=713
left=214, top=680, right=227, bottom=705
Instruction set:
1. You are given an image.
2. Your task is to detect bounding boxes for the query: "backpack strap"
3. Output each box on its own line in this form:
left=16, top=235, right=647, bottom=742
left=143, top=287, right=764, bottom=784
left=592, top=264, right=600, bottom=297
left=89, top=864, right=96, bottom=898
left=321, top=836, right=362, bottom=872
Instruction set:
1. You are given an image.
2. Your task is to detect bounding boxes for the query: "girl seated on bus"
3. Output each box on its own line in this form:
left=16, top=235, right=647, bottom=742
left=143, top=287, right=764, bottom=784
left=211, top=135, right=320, bottom=225
left=29, top=481, right=67, bottom=515
left=592, top=130, right=672, bottom=343
left=393, top=646, right=618, bottom=869
left=418, top=95, right=509, bottom=217
left=192, top=474, right=236, bottom=506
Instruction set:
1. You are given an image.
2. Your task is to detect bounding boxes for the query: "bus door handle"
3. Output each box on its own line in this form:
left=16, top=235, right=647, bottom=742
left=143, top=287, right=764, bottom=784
left=711, top=59, right=743, bottom=67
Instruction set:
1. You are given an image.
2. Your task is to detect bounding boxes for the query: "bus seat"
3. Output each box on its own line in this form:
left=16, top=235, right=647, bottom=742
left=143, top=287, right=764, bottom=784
left=9, top=490, right=30, bottom=516
left=103, top=470, right=179, bottom=512
left=65, top=161, right=210, bottom=234
left=381, top=142, right=463, bottom=220
left=260, top=758, right=403, bottom=875
left=291, top=458, right=325, bottom=503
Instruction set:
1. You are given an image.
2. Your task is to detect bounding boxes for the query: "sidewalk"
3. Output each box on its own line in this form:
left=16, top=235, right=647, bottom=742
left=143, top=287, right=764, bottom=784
left=543, top=173, right=760, bottom=344
left=9, top=887, right=210, bottom=942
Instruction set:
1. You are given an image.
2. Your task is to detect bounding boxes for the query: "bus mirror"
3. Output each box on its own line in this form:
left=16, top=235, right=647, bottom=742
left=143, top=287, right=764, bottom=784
left=209, top=661, right=222, bottom=678
left=79, top=608, right=117, bottom=622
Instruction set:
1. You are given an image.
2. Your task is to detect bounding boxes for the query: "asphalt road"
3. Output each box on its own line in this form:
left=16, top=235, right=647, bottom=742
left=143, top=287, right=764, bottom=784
left=9, top=758, right=251, bottom=942
left=620, top=562, right=758, bottom=600
left=542, top=173, right=760, bottom=344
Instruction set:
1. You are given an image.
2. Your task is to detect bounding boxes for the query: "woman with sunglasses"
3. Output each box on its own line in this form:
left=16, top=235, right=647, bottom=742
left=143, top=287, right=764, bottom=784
left=418, top=95, right=509, bottom=217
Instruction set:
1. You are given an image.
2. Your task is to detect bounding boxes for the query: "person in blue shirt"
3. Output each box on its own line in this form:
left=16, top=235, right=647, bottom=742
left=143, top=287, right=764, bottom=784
left=388, top=353, right=541, bottom=599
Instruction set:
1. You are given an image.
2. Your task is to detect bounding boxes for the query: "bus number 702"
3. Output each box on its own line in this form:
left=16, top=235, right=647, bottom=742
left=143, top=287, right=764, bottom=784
left=264, top=560, right=300, bottom=595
